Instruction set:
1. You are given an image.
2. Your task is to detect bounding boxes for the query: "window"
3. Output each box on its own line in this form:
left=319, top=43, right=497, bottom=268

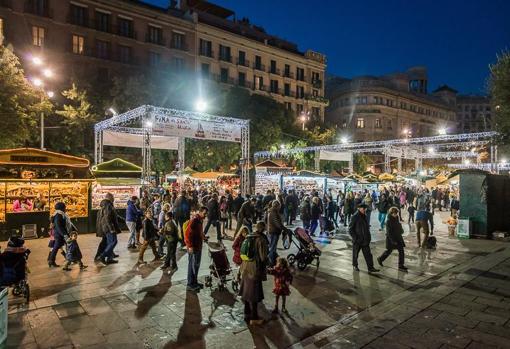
left=356, top=118, right=365, bottom=128
left=147, top=25, right=163, bottom=45
left=356, top=96, right=367, bottom=104
left=172, top=32, right=185, bottom=50
left=95, top=40, right=109, bottom=59
left=219, top=44, right=231, bottom=62
left=72, top=34, right=84, bottom=55
left=238, top=72, right=246, bottom=87
left=148, top=51, right=160, bottom=66
left=375, top=118, right=382, bottom=128
left=254, top=76, right=263, bottom=90
left=220, top=68, right=229, bottom=83
left=118, top=18, right=134, bottom=38
left=95, top=11, right=110, bottom=32
left=255, top=55, right=262, bottom=70
left=238, top=50, right=246, bottom=66
left=199, top=39, right=212, bottom=57
left=400, top=102, right=407, bottom=109
left=70, top=4, right=87, bottom=26
left=172, top=57, right=185, bottom=71
left=312, top=71, right=320, bottom=82
left=118, top=45, right=131, bottom=63
left=0, top=18, right=3, bottom=45
left=312, top=107, right=320, bottom=117
left=296, top=67, right=305, bottom=81
left=270, top=60, right=277, bottom=74
left=313, top=89, right=319, bottom=97
left=387, top=120, right=392, bottom=130
left=284, top=64, right=291, bottom=78
left=296, top=104, right=304, bottom=114
left=296, top=85, right=304, bottom=99
left=270, top=80, right=278, bottom=93
left=201, top=63, right=209, bottom=77
left=284, top=102, right=292, bottom=111
left=385, top=99, right=393, bottom=107
left=284, top=83, right=290, bottom=96
left=32, top=26, right=45, bottom=47
left=27, top=0, right=49, bottom=17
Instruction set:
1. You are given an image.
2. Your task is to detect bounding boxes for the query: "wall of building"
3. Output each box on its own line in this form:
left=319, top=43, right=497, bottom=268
left=456, top=96, right=492, bottom=133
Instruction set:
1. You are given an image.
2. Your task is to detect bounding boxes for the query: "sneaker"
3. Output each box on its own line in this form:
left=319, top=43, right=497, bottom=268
left=106, top=259, right=119, bottom=264
left=99, top=258, right=108, bottom=266
left=377, top=257, right=384, bottom=267
left=353, top=266, right=360, bottom=272
left=368, top=268, right=380, bottom=273
left=48, top=262, right=60, bottom=268
left=137, top=260, right=146, bottom=265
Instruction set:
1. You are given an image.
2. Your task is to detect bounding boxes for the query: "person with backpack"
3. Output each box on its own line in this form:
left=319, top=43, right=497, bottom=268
left=236, top=197, right=256, bottom=234
left=267, top=200, right=285, bottom=267
left=239, top=221, right=269, bottom=325
left=184, top=206, right=208, bottom=292
left=415, top=205, right=430, bottom=248
left=377, top=207, right=408, bottom=271
left=204, top=193, right=222, bottom=242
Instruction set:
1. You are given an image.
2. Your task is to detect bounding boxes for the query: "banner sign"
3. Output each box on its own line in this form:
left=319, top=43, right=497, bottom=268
left=319, top=150, right=352, bottom=162
left=153, top=116, right=241, bottom=143
left=103, top=130, right=178, bottom=150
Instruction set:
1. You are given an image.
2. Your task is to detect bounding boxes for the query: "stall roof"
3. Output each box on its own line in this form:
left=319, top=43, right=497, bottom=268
left=447, top=169, right=489, bottom=179
left=91, top=158, right=141, bottom=178
left=191, top=171, right=238, bottom=180
left=0, top=148, right=89, bottom=168
left=290, top=170, right=324, bottom=177
left=255, top=160, right=292, bottom=169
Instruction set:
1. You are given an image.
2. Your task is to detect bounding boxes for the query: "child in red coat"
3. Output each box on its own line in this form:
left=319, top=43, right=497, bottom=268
left=268, top=257, right=293, bottom=314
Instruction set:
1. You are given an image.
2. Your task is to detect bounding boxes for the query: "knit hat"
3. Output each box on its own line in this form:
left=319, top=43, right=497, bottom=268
left=54, top=202, right=66, bottom=211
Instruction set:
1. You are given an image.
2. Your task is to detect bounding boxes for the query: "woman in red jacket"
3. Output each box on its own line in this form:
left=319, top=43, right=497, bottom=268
left=232, top=226, right=249, bottom=266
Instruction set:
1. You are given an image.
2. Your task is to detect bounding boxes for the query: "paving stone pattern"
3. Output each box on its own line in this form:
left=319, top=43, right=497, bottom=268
left=4, top=211, right=510, bottom=348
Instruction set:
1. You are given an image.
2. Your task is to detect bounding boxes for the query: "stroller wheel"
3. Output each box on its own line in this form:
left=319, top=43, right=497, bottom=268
left=287, top=254, right=296, bottom=266
left=231, top=280, right=239, bottom=293
left=297, top=260, right=307, bottom=271
left=12, top=287, right=21, bottom=296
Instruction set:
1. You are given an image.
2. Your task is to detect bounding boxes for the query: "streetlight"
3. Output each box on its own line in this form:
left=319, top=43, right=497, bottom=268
left=438, top=127, right=447, bottom=135
left=195, top=99, right=207, bottom=112
left=428, top=147, right=435, bottom=154
left=340, top=136, right=349, bottom=144
left=32, top=77, right=43, bottom=87
left=145, top=120, right=153, bottom=128
left=464, top=159, right=471, bottom=165
left=32, top=56, right=43, bottom=65
left=42, top=68, right=53, bottom=78
left=47, top=91, right=54, bottom=98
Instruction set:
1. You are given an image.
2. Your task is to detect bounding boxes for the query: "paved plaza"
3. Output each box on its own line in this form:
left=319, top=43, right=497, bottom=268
left=4, top=211, right=510, bottom=349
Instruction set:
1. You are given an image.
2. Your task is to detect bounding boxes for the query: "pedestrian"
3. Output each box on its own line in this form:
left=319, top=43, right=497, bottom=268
left=343, top=192, right=354, bottom=226
left=239, top=221, right=269, bottom=325
left=414, top=192, right=430, bottom=248
left=173, top=190, right=191, bottom=250
left=232, top=225, right=249, bottom=267
left=62, top=232, right=88, bottom=271
left=184, top=206, right=208, bottom=292
left=268, top=257, right=293, bottom=314
left=204, top=193, right=222, bottom=242
left=48, top=202, right=72, bottom=267
left=377, top=194, right=390, bottom=231
left=126, top=196, right=143, bottom=249
left=267, top=200, right=285, bottom=267
left=219, top=195, right=229, bottom=237
left=285, top=190, right=299, bottom=225
left=236, top=197, right=256, bottom=233
left=96, top=193, right=121, bottom=265
left=160, top=211, right=179, bottom=272
left=377, top=207, right=408, bottom=271
left=362, top=192, right=373, bottom=226
left=138, top=210, right=160, bottom=264
left=349, top=203, right=379, bottom=273
left=299, top=196, right=311, bottom=231
left=326, top=196, right=338, bottom=229
left=157, top=203, right=171, bottom=257
left=310, top=196, right=321, bottom=236
left=407, top=203, right=415, bottom=224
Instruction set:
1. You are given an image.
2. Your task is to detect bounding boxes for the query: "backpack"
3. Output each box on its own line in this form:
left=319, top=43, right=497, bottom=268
left=182, top=219, right=191, bottom=240
left=240, top=234, right=257, bottom=261
left=426, top=235, right=437, bottom=249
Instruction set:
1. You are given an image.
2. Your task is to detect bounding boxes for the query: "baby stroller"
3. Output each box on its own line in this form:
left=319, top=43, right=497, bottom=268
left=204, top=241, right=239, bottom=292
left=0, top=236, right=31, bottom=303
left=287, top=227, right=321, bottom=270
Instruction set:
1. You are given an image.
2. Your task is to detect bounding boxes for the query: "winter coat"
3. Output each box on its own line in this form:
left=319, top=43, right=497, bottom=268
left=173, top=196, right=191, bottom=221
left=267, top=206, right=285, bottom=234
left=232, top=233, right=245, bottom=266
left=344, top=198, right=354, bottom=214
left=142, top=218, right=158, bottom=242
left=311, top=203, right=321, bottom=220
left=285, top=194, right=299, bottom=212
left=377, top=198, right=390, bottom=213
left=52, top=212, right=69, bottom=240
left=207, top=198, right=220, bottom=221
left=238, top=201, right=255, bottom=225
left=65, top=239, right=83, bottom=262
left=240, top=230, right=269, bottom=281
left=232, top=196, right=245, bottom=215
left=385, top=214, right=405, bottom=249
left=96, top=199, right=121, bottom=237
left=348, top=210, right=371, bottom=246
left=300, top=201, right=311, bottom=221
left=126, top=200, right=142, bottom=223
left=161, top=219, right=179, bottom=243
left=184, top=215, right=205, bottom=251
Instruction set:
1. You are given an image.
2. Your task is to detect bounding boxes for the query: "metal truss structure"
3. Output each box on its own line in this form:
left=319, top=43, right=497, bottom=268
left=449, top=162, right=510, bottom=171
left=254, top=131, right=499, bottom=174
left=94, top=105, right=251, bottom=194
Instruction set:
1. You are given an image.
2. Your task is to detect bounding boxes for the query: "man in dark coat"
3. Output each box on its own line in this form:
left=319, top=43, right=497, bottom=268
left=349, top=203, right=379, bottom=273
left=173, top=190, right=191, bottom=249
left=236, top=197, right=256, bottom=233
left=377, top=207, right=408, bottom=271
left=204, top=193, right=222, bottom=242
left=96, top=193, right=122, bottom=265
left=284, top=190, right=300, bottom=225
left=267, top=200, right=285, bottom=266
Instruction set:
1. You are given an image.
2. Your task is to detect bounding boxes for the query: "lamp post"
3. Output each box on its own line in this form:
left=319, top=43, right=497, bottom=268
left=299, top=111, right=310, bottom=131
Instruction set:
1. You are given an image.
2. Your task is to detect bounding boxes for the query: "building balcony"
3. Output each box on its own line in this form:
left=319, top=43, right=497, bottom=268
left=199, top=49, right=214, bottom=58
left=283, top=91, right=296, bottom=98
left=253, top=63, right=265, bottom=72
left=236, top=58, right=250, bottom=67
left=117, top=26, right=137, bottom=40
left=170, top=41, right=189, bottom=51
left=269, top=68, right=281, bottom=75
left=305, top=95, right=329, bottom=106
left=283, top=72, right=294, bottom=79
left=312, top=79, right=323, bottom=89
left=238, top=81, right=253, bottom=89
left=219, top=54, right=232, bottom=63
left=24, top=0, right=52, bottom=18
left=269, top=88, right=282, bottom=95
left=145, top=34, right=165, bottom=46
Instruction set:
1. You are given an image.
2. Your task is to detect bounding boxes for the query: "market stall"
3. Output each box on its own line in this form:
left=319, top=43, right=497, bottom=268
left=0, top=148, right=91, bottom=240
left=186, top=171, right=240, bottom=194
left=283, top=171, right=325, bottom=195
left=254, top=160, right=293, bottom=194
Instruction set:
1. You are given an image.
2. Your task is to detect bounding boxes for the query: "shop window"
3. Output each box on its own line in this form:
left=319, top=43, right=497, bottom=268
left=356, top=118, right=365, bottom=128
left=32, top=26, right=45, bottom=47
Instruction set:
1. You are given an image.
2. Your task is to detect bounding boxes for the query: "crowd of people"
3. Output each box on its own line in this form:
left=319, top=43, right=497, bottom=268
left=41, top=183, right=457, bottom=325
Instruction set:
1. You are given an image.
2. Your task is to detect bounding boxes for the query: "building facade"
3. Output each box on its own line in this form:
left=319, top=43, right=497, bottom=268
left=456, top=95, right=492, bottom=133
left=0, top=0, right=327, bottom=120
left=325, top=67, right=457, bottom=142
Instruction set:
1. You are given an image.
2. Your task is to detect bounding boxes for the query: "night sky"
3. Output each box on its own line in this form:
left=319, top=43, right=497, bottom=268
left=146, top=0, right=510, bottom=95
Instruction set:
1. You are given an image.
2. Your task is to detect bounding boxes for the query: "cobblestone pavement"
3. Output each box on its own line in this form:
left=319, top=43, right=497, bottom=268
left=4, top=211, right=510, bottom=349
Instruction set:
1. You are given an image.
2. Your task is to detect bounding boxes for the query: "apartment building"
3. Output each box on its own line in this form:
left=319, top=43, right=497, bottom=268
left=0, top=0, right=327, bottom=120
left=456, top=95, right=492, bottom=133
left=326, top=67, right=457, bottom=142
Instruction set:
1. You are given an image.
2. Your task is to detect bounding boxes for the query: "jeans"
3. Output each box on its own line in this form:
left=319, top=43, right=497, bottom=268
left=164, top=241, right=177, bottom=268
left=100, top=232, right=118, bottom=260
left=378, top=212, right=387, bottom=230
left=379, top=245, right=405, bottom=267
left=95, top=236, right=107, bottom=260
left=204, top=219, right=222, bottom=241
left=268, top=232, right=280, bottom=266
left=48, top=236, right=65, bottom=263
left=352, top=243, right=374, bottom=269
left=157, top=235, right=166, bottom=256
left=127, top=221, right=137, bottom=246
left=139, top=239, right=158, bottom=262
left=344, top=213, right=352, bottom=226
left=187, top=250, right=202, bottom=288
left=287, top=209, right=296, bottom=225
left=310, top=219, right=319, bottom=235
